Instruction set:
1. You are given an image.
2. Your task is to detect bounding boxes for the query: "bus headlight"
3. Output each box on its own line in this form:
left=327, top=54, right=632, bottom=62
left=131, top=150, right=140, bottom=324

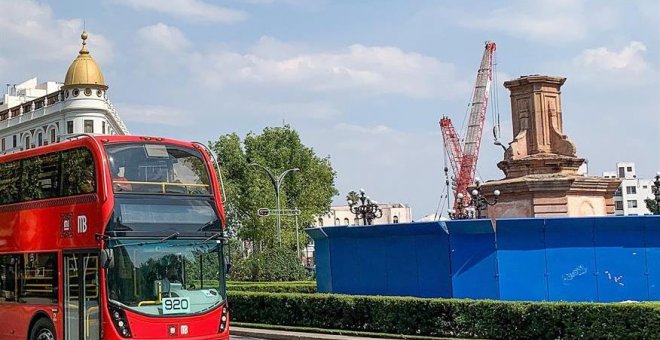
left=218, top=304, right=229, bottom=333
left=109, top=306, right=132, bottom=338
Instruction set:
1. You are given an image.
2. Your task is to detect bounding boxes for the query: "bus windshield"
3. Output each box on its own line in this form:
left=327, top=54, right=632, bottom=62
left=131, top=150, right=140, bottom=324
left=106, top=239, right=225, bottom=316
left=106, top=143, right=211, bottom=195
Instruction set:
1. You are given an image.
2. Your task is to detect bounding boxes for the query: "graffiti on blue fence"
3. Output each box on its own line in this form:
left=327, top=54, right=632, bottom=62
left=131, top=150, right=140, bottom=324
left=563, top=265, right=588, bottom=281
left=604, top=270, right=625, bottom=287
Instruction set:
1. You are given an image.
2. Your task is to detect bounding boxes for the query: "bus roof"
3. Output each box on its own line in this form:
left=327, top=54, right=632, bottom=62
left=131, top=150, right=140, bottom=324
left=0, top=134, right=205, bottom=163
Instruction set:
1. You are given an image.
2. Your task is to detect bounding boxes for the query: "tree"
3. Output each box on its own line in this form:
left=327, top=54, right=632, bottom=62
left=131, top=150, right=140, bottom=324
left=346, top=190, right=360, bottom=205
left=645, top=198, right=659, bottom=215
left=210, top=125, right=338, bottom=251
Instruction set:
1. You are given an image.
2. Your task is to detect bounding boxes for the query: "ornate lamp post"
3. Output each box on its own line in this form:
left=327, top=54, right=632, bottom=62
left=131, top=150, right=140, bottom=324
left=347, top=189, right=383, bottom=225
left=469, top=178, right=500, bottom=219
left=448, top=192, right=473, bottom=219
left=249, top=163, right=299, bottom=245
left=652, top=172, right=660, bottom=215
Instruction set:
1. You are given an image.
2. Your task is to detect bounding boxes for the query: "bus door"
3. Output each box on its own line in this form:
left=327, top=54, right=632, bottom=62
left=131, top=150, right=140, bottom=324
left=64, top=252, right=100, bottom=340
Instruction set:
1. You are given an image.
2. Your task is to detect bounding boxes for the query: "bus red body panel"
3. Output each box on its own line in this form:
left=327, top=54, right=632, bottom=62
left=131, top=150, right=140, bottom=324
left=0, top=135, right=229, bottom=339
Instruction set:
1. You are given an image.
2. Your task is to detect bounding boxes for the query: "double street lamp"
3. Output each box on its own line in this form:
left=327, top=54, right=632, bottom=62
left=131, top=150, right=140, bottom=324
left=652, top=172, right=660, bottom=215
left=347, top=189, right=383, bottom=225
left=249, top=163, right=299, bottom=246
left=448, top=178, right=500, bottom=219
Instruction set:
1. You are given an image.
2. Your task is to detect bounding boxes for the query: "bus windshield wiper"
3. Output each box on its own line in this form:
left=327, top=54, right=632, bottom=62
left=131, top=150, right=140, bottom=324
left=167, top=232, right=224, bottom=248
left=110, top=232, right=180, bottom=248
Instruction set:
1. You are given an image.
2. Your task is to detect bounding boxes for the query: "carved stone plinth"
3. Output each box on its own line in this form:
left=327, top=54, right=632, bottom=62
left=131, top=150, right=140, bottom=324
left=479, top=175, right=621, bottom=218
left=483, top=75, right=621, bottom=218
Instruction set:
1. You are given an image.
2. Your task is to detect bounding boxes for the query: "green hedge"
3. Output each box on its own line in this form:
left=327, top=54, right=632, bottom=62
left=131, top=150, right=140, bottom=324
left=228, top=292, right=660, bottom=339
left=228, top=282, right=316, bottom=294
left=229, top=281, right=314, bottom=285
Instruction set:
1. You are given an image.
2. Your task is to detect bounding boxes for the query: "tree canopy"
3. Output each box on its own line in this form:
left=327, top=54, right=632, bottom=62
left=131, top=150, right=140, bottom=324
left=211, top=125, right=338, bottom=250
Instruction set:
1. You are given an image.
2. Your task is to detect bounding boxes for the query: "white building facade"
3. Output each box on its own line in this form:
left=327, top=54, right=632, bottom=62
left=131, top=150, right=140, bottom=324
left=603, top=162, right=655, bottom=215
left=0, top=31, right=127, bottom=153
left=316, top=203, right=412, bottom=227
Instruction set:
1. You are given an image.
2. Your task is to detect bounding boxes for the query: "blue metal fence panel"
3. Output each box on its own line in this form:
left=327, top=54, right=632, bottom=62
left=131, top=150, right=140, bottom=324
left=307, top=222, right=451, bottom=297
left=593, top=217, right=647, bottom=302
left=544, top=218, right=598, bottom=302
left=496, top=218, right=547, bottom=301
left=447, top=220, right=499, bottom=299
left=414, top=231, right=452, bottom=298
left=307, top=216, right=660, bottom=302
left=645, top=216, right=660, bottom=300
left=306, top=228, right=332, bottom=293
left=331, top=235, right=389, bottom=295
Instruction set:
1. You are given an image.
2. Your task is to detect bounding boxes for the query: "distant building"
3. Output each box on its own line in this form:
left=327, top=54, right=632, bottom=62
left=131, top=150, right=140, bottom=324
left=0, top=31, right=127, bottom=153
left=603, top=162, right=655, bottom=215
left=315, top=203, right=412, bottom=226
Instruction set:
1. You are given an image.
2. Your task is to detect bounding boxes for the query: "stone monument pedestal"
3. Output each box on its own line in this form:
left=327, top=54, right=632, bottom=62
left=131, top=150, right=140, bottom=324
left=480, top=75, right=620, bottom=218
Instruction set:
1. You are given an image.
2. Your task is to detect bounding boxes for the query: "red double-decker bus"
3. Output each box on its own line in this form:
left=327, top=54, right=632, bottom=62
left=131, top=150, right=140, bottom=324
left=0, top=135, right=230, bottom=339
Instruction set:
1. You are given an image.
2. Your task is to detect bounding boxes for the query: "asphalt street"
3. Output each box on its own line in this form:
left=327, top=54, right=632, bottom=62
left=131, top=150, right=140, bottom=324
left=231, top=335, right=266, bottom=340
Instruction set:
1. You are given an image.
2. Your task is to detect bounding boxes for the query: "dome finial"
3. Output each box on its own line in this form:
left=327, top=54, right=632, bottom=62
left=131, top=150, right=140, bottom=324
left=79, top=30, right=89, bottom=54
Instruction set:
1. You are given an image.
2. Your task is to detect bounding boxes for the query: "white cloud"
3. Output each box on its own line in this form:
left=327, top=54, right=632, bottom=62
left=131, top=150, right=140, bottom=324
left=137, top=23, right=191, bottom=53
left=114, top=0, right=248, bottom=24
left=0, top=0, right=113, bottom=67
left=458, top=0, right=616, bottom=43
left=567, top=41, right=657, bottom=87
left=335, top=123, right=393, bottom=135
left=191, top=38, right=467, bottom=99
left=574, top=41, right=649, bottom=73
left=117, top=104, right=187, bottom=126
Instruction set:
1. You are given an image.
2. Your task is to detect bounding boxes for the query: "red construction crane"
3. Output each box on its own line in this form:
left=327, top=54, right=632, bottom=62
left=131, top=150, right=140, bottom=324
left=440, top=41, right=497, bottom=209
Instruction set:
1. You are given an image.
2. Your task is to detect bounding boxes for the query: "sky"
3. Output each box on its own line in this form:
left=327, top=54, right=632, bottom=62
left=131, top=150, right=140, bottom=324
left=1, top=0, right=658, bottom=219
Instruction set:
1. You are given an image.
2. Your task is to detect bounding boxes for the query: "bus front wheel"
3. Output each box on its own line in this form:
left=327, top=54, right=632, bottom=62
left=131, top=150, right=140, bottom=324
left=29, top=317, right=56, bottom=340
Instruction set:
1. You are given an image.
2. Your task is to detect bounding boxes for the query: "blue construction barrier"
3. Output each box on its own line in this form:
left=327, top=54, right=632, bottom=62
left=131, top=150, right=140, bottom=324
left=306, top=215, right=660, bottom=302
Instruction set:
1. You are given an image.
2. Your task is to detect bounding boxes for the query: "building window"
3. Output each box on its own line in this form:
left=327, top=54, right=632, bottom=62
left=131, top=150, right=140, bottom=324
left=12, top=135, right=17, bottom=148
left=37, top=133, right=43, bottom=147
left=618, top=167, right=625, bottom=178
left=50, top=129, right=56, bottom=143
left=84, top=120, right=94, bottom=133
left=615, top=201, right=623, bottom=210
left=67, top=121, right=74, bottom=134
left=614, top=188, right=622, bottom=196
left=102, top=121, right=106, bottom=134
left=317, top=218, right=323, bottom=227
left=1, top=139, right=4, bottom=151
left=627, top=166, right=632, bottom=172
left=25, top=136, right=30, bottom=149
left=626, top=186, right=637, bottom=195
left=393, top=216, right=399, bottom=223
left=627, top=200, right=638, bottom=209
left=343, top=218, right=349, bottom=225
left=334, top=218, right=340, bottom=226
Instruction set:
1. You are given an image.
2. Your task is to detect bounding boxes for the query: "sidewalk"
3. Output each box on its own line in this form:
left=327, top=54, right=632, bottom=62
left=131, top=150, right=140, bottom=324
left=231, top=326, right=400, bottom=340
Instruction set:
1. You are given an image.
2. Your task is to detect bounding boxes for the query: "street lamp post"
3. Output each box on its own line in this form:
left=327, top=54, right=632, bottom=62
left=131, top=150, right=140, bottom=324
left=469, top=178, right=500, bottom=219
left=448, top=192, right=473, bottom=219
left=249, top=163, right=299, bottom=246
left=652, top=172, right=660, bottom=215
left=347, top=189, right=383, bottom=225
left=448, top=178, right=500, bottom=219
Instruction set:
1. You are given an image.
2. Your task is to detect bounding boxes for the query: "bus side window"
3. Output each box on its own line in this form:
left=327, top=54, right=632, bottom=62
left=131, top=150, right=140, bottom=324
left=0, top=255, right=18, bottom=302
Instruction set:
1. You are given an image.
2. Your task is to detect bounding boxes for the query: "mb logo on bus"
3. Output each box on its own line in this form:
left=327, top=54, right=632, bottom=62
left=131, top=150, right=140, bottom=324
left=78, top=215, right=88, bottom=234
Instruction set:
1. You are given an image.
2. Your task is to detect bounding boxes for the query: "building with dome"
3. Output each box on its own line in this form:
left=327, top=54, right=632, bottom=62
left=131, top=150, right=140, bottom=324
left=0, top=31, right=128, bottom=153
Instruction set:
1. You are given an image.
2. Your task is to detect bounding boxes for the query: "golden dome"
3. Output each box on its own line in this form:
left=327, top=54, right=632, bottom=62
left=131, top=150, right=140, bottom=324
left=63, top=31, right=108, bottom=89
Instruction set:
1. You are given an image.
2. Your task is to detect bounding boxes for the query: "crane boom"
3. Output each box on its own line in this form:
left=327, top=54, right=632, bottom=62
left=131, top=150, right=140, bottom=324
left=439, top=41, right=496, bottom=209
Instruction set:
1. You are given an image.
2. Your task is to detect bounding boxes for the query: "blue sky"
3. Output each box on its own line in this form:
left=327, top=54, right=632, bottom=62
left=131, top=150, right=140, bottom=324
left=1, top=0, right=658, bottom=218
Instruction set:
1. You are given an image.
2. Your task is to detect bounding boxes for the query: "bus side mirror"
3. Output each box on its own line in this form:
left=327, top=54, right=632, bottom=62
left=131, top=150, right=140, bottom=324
left=101, top=249, right=115, bottom=269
